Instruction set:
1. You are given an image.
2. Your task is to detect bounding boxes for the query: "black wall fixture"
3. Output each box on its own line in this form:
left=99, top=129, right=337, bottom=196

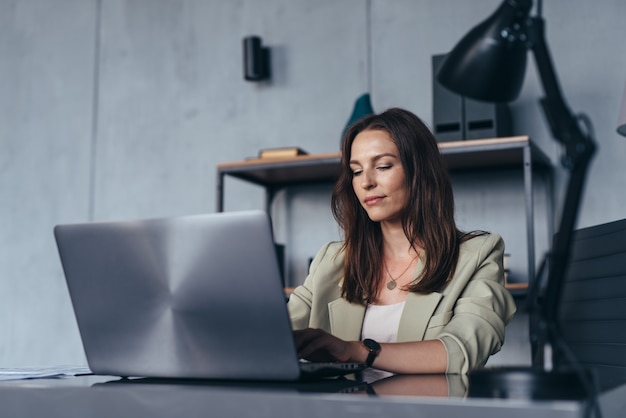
left=243, top=36, right=271, bottom=82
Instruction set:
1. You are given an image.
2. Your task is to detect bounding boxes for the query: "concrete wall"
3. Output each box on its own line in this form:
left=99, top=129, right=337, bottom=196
left=1, top=0, right=625, bottom=368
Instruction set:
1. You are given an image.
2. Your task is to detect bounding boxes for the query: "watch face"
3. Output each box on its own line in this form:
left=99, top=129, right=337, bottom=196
left=363, top=338, right=381, bottom=352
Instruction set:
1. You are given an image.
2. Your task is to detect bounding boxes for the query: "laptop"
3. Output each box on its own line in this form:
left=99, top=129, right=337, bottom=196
left=54, top=210, right=366, bottom=381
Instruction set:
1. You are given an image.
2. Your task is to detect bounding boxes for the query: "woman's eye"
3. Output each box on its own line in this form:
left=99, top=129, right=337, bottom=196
left=352, top=169, right=363, bottom=176
left=377, top=165, right=392, bottom=171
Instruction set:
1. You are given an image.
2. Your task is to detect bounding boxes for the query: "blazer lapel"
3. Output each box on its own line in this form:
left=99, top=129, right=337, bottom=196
left=397, top=292, right=443, bottom=342
left=328, top=298, right=366, bottom=341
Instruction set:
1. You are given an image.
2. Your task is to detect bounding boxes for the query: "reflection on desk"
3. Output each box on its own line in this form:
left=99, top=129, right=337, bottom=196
left=95, top=374, right=369, bottom=395
left=368, top=373, right=468, bottom=398
left=95, top=372, right=468, bottom=399
left=1, top=373, right=625, bottom=418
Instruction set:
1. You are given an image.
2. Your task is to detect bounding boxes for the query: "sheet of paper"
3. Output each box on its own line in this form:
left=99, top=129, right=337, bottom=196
left=0, top=366, right=92, bottom=381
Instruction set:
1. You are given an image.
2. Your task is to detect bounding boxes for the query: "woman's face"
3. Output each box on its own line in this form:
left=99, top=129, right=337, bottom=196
left=349, top=129, right=408, bottom=224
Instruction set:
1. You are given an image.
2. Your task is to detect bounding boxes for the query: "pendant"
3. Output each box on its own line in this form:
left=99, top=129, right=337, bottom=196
left=386, top=280, right=397, bottom=290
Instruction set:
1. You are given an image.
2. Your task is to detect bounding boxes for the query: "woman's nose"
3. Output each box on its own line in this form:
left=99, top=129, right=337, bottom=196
left=360, top=170, right=375, bottom=189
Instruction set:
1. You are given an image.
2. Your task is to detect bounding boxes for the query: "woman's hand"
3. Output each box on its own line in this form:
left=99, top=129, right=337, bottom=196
left=293, top=328, right=364, bottom=363
left=294, top=329, right=448, bottom=374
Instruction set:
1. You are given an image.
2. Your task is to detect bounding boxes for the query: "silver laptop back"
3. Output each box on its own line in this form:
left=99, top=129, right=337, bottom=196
left=54, top=210, right=301, bottom=381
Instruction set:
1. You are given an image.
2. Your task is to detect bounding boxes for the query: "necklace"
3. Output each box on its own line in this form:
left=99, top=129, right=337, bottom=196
left=384, top=255, right=418, bottom=290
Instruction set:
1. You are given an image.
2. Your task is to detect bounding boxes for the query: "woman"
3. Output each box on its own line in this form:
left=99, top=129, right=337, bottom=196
left=288, top=107, right=516, bottom=375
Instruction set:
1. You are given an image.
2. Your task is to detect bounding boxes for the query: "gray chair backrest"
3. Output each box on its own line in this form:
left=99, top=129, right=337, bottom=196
left=558, top=218, right=626, bottom=390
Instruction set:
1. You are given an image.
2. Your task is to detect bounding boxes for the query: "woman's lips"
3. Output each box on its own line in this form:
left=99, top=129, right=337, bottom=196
left=364, top=196, right=384, bottom=205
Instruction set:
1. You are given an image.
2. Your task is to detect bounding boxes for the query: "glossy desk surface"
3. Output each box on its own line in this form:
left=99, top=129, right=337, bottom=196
left=1, top=373, right=625, bottom=418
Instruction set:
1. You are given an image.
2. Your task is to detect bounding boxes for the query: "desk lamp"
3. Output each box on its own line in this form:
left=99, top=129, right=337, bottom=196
left=437, top=0, right=598, bottom=404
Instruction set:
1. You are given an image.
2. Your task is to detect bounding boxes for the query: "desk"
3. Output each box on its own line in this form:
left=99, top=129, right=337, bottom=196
left=2, top=373, right=624, bottom=418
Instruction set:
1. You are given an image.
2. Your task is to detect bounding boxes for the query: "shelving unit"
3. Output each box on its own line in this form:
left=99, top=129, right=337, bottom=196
left=216, top=136, right=553, bottom=291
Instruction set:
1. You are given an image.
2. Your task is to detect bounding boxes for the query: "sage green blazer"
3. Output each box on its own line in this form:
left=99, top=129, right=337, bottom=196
left=287, top=233, right=517, bottom=374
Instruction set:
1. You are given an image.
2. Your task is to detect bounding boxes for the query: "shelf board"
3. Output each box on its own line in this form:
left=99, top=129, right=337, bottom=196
left=439, top=136, right=551, bottom=169
left=217, top=136, right=550, bottom=189
left=218, top=152, right=341, bottom=187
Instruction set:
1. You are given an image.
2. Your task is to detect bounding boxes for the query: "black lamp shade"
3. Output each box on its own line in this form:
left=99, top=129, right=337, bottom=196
left=437, top=0, right=533, bottom=103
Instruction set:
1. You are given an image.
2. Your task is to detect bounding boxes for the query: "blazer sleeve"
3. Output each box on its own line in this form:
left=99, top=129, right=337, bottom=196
left=287, top=241, right=341, bottom=331
left=435, top=234, right=517, bottom=374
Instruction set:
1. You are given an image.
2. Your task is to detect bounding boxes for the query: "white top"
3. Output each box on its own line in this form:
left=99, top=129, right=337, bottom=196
left=361, top=301, right=406, bottom=342
left=360, top=301, right=406, bottom=382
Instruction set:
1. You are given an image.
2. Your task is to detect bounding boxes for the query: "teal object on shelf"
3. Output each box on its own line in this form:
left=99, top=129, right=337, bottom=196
left=342, top=93, right=374, bottom=143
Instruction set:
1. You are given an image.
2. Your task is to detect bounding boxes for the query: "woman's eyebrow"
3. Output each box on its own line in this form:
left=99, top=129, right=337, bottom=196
left=349, top=153, right=398, bottom=165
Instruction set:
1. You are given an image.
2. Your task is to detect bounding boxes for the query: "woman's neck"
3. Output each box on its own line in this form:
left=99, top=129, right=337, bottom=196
left=380, top=222, right=418, bottom=259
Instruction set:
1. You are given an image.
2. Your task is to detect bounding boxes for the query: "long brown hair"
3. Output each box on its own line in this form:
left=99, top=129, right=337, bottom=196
left=332, top=107, right=473, bottom=304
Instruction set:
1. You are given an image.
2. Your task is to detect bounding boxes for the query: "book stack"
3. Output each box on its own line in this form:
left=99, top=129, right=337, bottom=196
left=258, top=147, right=308, bottom=159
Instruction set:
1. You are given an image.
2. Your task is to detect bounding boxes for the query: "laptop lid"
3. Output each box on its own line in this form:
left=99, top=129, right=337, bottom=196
left=54, top=210, right=303, bottom=381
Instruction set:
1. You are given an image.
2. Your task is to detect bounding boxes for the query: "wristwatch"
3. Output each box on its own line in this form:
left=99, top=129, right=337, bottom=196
left=362, top=338, right=381, bottom=367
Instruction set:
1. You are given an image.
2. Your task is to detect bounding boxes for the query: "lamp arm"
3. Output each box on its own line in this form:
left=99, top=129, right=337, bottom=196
left=529, top=17, right=587, bottom=154
left=527, top=16, right=597, bottom=369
